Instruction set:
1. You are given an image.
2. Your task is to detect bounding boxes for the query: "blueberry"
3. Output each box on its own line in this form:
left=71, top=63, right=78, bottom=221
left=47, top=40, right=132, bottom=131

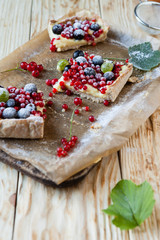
left=73, top=50, right=84, bottom=59
left=52, top=24, right=63, bottom=34
left=24, top=83, right=37, bottom=94
left=6, top=99, right=15, bottom=107
left=90, top=23, right=100, bottom=31
left=73, top=29, right=85, bottom=40
left=63, top=65, right=71, bottom=72
left=84, top=67, right=96, bottom=76
left=17, top=108, right=30, bottom=119
left=0, top=86, right=4, bottom=88
left=73, top=22, right=81, bottom=29
left=104, top=71, right=114, bottom=80
left=25, top=103, right=36, bottom=112
left=75, top=56, right=87, bottom=64
left=92, top=55, right=104, bottom=66
left=2, top=107, right=17, bottom=119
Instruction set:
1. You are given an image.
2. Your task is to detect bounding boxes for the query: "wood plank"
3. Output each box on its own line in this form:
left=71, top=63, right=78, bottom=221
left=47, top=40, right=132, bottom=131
left=120, top=112, right=160, bottom=240
left=0, top=0, right=32, bottom=60
left=13, top=154, right=129, bottom=240
left=30, top=0, right=100, bottom=38
left=0, top=0, right=32, bottom=238
left=0, top=163, right=18, bottom=240
left=100, top=0, right=160, bottom=42
left=100, top=0, right=160, bottom=238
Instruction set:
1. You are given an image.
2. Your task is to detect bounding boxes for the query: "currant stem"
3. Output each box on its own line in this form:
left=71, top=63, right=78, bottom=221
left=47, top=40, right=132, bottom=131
left=104, top=57, right=127, bottom=61
left=0, top=66, right=26, bottom=73
left=69, top=106, right=77, bottom=141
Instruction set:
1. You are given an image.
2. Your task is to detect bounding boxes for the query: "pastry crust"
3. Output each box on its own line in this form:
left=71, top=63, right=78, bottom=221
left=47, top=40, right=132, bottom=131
left=48, top=9, right=110, bottom=52
left=0, top=116, right=44, bottom=139
left=54, top=63, right=133, bottom=103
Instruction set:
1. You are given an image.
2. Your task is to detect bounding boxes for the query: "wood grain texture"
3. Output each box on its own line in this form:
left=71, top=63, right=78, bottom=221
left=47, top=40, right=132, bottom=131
left=120, top=109, right=160, bottom=240
left=100, top=0, right=160, bottom=43
left=0, top=163, right=18, bottom=240
left=0, top=1, right=32, bottom=239
left=13, top=154, right=129, bottom=240
left=31, top=0, right=100, bottom=38
left=0, top=0, right=32, bottom=59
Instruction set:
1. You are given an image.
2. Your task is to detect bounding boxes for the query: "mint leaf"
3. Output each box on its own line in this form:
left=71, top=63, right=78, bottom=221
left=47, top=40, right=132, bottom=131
left=128, top=42, right=160, bottom=71
left=103, top=180, right=155, bottom=230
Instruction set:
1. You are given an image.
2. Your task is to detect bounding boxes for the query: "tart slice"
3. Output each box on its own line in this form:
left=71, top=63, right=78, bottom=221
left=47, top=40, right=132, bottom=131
left=0, top=83, right=47, bottom=139
left=48, top=10, right=109, bottom=52
left=52, top=51, right=133, bottom=103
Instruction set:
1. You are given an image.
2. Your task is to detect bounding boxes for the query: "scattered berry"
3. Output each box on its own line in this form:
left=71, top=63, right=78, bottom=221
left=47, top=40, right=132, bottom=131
left=46, top=100, right=53, bottom=106
left=92, top=55, right=104, bottom=66
left=37, top=64, right=43, bottom=72
left=68, top=140, right=75, bottom=148
left=104, top=71, right=114, bottom=80
left=25, top=103, right=36, bottom=112
left=84, top=106, right=89, bottom=111
left=61, top=138, right=67, bottom=144
left=20, top=62, right=28, bottom=70
left=52, top=88, right=57, bottom=94
left=49, top=92, right=53, bottom=97
left=103, top=100, right=109, bottom=106
left=73, top=22, right=81, bottom=29
left=32, top=70, right=40, bottom=78
left=17, top=108, right=30, bottom=119
left=65, top=90, right=72, bottom=96
left=0, top=88, right=9, bottom=102
left=84, top=67, right=96, bottom=76
left=6, top=99, right=15, bottom=107
left=75, top=56, right=87, bottom=64
left=2, top=107, right=17, bottom=119
left=90, top=23, right=100, bottom=31
left=52, top=78, right=58, bottom=85
left=74, top=97, right=82, bottom=106
left=64, top=65, right=71, bottom=72
left=74, top=109, right=79, bottom=115
left=73, top=29, right=85, bottom=40
left=46, top=79, right=52, bottom=86
left=73, top=50, right=84, bottom=59
left=62, top=104, right=68, bottom=110
left=24, top=83, right=37, bottom=94
left=52, top=24, right=63, bottom=34
left=71, top=136, right=78, bottom=142
left=27, top=62, right=37, bottom=71
left=50, top=44, right=57, bottom=52
left=89, top=115, right=95, bottom=122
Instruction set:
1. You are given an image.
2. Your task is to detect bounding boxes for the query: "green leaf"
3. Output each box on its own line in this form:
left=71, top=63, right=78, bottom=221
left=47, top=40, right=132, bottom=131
left=102, top=180, right=155, bottom=230
left=128, top=42, right=160, bottom=71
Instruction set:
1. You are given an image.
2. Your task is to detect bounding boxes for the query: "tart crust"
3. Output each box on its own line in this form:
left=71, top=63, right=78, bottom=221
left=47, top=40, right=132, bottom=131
left=54, top=63, right=133, bottom=103
left=48, top=9, right=110, bottom=52
left=0, top=116, right=44, bottom=139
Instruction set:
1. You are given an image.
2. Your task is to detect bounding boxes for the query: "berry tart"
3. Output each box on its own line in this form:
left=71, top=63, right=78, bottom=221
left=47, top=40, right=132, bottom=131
left=52, top=50, right=133, bottom=103
left=0, top=83, right=46, bottom=139
left=48, top=10, right=109, bottom=52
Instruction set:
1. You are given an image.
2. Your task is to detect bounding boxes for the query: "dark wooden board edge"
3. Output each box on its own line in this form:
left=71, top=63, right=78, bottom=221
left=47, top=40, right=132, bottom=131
left=0, top=150, right=96, bottom=188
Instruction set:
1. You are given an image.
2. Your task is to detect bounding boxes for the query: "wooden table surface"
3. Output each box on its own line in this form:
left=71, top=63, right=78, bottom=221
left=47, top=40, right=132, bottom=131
left=0, top=0, right=160, bottom=239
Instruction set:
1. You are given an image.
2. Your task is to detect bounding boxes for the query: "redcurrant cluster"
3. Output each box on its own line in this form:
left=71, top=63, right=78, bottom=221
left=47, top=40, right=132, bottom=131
left=56, top=97, right=96, bottom=158
left=20, top=61, right=43, bottom=78
left=57, top=136, right=78, bottom=157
